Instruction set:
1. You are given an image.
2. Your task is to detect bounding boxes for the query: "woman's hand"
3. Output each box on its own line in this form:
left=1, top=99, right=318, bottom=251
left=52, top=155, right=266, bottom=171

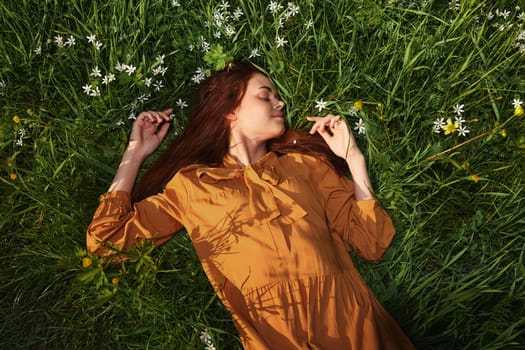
left=127, top=109, right=173, bottom=161
left=307, top=114, right=361, bottom=160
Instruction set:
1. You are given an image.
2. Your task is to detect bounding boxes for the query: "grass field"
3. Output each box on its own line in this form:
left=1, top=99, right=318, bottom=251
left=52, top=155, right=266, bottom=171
left=1, top=0, right=524, bottom=349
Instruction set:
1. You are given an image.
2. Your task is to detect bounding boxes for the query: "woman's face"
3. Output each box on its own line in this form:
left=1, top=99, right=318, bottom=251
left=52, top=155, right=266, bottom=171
left=229, top=73, right=285, bottom=143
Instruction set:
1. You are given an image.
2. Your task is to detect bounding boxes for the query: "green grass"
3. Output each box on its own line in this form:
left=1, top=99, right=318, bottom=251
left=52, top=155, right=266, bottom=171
left=1, top=0, right=524, bottom=349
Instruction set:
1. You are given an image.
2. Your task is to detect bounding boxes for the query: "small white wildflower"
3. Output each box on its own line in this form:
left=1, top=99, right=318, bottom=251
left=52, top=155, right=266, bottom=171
left=286, top=2, right=300, bottom=17
left=15, top=138, right=24, bottom=146
left=54, top=35, right=64, bottom=48
left=348, top=106, right=359, bottom=117
left=448, top=0, right=460, bottom=11
left=102, top=73, right=115, bottom=85
left=153, top=80, right=164, bottom=92
left=452, top=103, right=464, bottom=115
left=214, top=31, right=222, bottom=39
left=152, top=65, right=168, bottom=76
left=305, top=19, right=313, bottom=29
left=137, top=94, right=150, bottom=103
left=33, top=46, right=42, bottom=55
left=171, top=0, right=180, bottom=7
left=128, top=111, right=137, bottom=120
left=457, top=125, right=470, bottom=137
left=201, top=41, right=210, bottom=52
left=176, top=98, right=188, bottom=109
left=65, top=35, right=76, bottom=47
left=454, top=115, right=466, bottom=125
left=90, top=66, right=102, bottom=78
left=144, top=77, right=152, bottom=87
left=518, top=12, right=525, bottom=21
left=82, top=83, right=93, bottom=95
left=269, top=1, right=283, bottom=14
left=124, top=64, right=136, bottom=75
left=512, top=98, right=523, bottom=108
left=116, top=119, right=125, bottom=126
left=249, top=48, right=261, bottom=58
left=94, top=40, right=103, bottom=50
left=276, top=36, right=288, bottom=48
left=89, top=86, right=100, bottom=97
left=277, top=17, right=285, bottom=29
left=156, top=54, right=165, bottom=64
left=315, top=99, right=327, bottom=112
left=200, top=330, right=212, bottom=343
left=499, top=9, right=511, bottom=19
left=188, top=44, right=194, bottom=51
left=204, top=345, right=216, bottom=350
left=354, top=118, right=366, bottom=134
left=115, top=61, right=126, bottom=72
left=233, top=7, right=243, bottom=19
left=486, top=12, right=494, bottom=20
left=18, top=127, right=27, bottom=137
left=220, top=0, right=230, bottom=10
left=225, top=25, right=236, bottom=37
left=86, top=34, right=96, bottom=43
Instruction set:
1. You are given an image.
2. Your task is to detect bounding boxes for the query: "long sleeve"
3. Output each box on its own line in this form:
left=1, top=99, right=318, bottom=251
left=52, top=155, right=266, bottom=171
left=86, top=173, right=188, bottom=257
left=315, top=160, right=396, bottom=262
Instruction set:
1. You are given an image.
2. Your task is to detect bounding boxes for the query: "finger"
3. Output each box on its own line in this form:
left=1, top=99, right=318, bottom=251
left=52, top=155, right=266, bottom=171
left=156, top=121, right=171, bottom=141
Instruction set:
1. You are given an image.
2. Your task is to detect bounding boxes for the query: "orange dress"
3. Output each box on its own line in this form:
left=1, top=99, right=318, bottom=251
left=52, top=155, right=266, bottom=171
left=87, top=151, right=415, bottom=349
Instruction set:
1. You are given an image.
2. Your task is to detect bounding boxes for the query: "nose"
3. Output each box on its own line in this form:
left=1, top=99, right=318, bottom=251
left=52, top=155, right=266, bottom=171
left=274, top=100, right=285, bottom=111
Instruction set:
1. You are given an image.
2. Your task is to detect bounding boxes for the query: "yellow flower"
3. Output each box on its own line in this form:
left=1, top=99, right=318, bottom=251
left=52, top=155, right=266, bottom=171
left=12, top=115, right=21, bottom=124
left=441, top=118, right=459, bottom=135
left=499, top=129, right=507, bottom=138
left=353, top=100, right=363, bottom=110
left=10, top=173, right=17, bottom=180
left=514, top=105, right=524, bottom=117
left=26, top=109, right=34, bottom=116
left=376, top=103, right=384, bottom=112
left=111, top=277, right=119, bottom=285
left=82, top=256, right=93, bottom=268
left=470, top=174, right=480, bottom=183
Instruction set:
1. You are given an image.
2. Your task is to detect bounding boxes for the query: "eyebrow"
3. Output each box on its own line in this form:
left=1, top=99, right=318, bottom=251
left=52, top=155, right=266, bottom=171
left=259, top=85, right=280, bottom=99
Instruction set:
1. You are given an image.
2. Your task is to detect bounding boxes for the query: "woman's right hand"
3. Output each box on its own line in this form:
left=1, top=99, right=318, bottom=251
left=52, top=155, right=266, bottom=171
left=127, top=108, right=173, bottom=160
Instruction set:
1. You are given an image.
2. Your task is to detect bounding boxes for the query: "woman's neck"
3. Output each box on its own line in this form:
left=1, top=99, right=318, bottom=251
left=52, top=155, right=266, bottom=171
left=228, top=137, right=267, bottom=167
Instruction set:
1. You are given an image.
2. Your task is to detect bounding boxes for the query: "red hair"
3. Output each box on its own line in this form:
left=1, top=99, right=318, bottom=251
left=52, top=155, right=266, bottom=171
left=132, top=62, right=348, bottom=203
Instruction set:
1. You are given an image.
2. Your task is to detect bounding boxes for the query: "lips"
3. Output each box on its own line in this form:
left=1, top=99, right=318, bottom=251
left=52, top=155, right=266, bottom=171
left=273, top=113, right=284, bottom=119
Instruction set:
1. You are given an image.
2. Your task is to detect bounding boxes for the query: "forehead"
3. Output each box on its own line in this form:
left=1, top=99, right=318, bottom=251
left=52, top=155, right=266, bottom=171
left=247, top=73, right=275, bottom=91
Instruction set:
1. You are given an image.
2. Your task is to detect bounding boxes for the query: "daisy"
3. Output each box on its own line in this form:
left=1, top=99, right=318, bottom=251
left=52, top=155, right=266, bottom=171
left=276, top=36, right=288, bottom=48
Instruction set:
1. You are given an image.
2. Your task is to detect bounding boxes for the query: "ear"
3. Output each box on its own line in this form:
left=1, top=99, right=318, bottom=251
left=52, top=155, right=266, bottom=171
left=225, top=112, right=237, bottom=120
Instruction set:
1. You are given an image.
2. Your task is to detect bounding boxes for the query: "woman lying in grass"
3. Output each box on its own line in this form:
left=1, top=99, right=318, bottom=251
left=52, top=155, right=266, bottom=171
left=87, top=61, right=415, bottom=349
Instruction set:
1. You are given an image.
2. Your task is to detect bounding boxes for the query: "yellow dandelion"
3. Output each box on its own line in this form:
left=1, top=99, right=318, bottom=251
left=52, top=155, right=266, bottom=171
left=441, top=118, right=459, bottom=135
left=12, top=115, right=21, bottom=124
left=10, top=173, right=17, bottom=180
left=514, top=105, right=524, bottom=117
left=353, top=100, right=363, bottom=111
left=470, top=174, right=480, bottom=183
left=111, top=277, right=119, bottom=285
left=82, top=256, right=93, bottom=268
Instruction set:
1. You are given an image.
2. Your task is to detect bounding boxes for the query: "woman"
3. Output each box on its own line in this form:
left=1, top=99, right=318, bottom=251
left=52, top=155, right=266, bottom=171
left=87, top=62, right=415, bottom=349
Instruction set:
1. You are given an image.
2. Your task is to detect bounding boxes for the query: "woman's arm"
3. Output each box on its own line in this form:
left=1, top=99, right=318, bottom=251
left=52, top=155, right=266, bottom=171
left=109, top=109, right=173, bottom=193
left=307, top=114, right=374, bottom=200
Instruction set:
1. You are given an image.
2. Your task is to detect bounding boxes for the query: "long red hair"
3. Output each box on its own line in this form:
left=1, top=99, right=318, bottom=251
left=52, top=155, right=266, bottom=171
left=132, top=61, right=348, bottom=203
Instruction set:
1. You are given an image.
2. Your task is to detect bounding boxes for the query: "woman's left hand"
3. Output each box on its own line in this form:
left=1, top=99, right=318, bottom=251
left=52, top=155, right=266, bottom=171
left=307, top=114, right=360, bottom=160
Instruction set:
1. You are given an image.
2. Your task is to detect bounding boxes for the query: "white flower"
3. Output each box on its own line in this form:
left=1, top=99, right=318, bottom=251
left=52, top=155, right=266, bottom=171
left=249, top=48, right=261, bottom=58
left=305, top=19, right=313, bottom=29
left=86, top=34, right=97, bottom=43
left=233, top=7, right=243, bottom=19
left=518, top=12, right=525, bottom=21
left=486, top=12, right=494, bottom=20
left=33, top=46, right=42, bottom=55
left=137, top=94, right=150, bottom=103
left=201, top=41, right=210, bottom=52
left=452, top=103, right=464, bottom=115
left=315, top=99, right=327, bottom=112
left=286, top=2, right=300, bottom=17
left=433, top=117, right=446, bottom=131
left=89, top=86, right=100, bottom=97
left=153, top=80, right=164, bottom=92
left=54, top=35, right=64, bottom=48
left=144, top=77, right=153, bottom=87
left=220, top=0, right=230, bottom=10
left=90, top=66, right=102, bottom=78
left=156, top=54, right=165, bottom=64
left=82, top=83, right=93, bottom=94
left=225, top=25, right=236, bottom=37
left=269, top=1, right=283, bottom=14
left=499, top=9, right=511, bottom=19
left=124, top=64, right=136, bottom=75
left=94, top=40, right=103, bottom=50
left=348, top=106, right=359, bottom=117
left=102, top=73, right=115, bottom=85
left=204, top=345, right=216, bottom=350
left=171, top=0, right=180, bottom=7
left=128, top=111, right=137, bottom=120
left=116, top=119, right=125, bottom=126
left=454, top=115, right=466, bottom=125
left=18, top=127, right=27, bottom=137
left=276, top=36, right=288, bottom=48
left=354, top=118, right=366, bottom=134
left=115, top=61, right=126, bottom=72
left=152, top=65, right=168, bottom=76
left=15, top=138, right=24, bottom=146
left=176, top=98, right=188, bottom=109
left=214, top=31, right=222, bottom=39
left=512, top=98, right=523, bottom=108
left=457, top=125, right=470, bottom=137
left=65, top=35, right=76, bottom=47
